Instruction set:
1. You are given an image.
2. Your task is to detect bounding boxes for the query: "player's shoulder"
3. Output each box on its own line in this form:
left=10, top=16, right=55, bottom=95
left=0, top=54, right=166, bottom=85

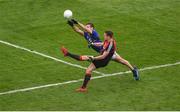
left=92, top=29, right=98, bottom=34
left=110, top=38, right=116, bottom=43
left=93, top=29, right=97, bottom=32
left=107, top=39, right=114, bottom=44
left=106, top=39, right=115, bottom=47
left=103, top=40, right=109, bottom=47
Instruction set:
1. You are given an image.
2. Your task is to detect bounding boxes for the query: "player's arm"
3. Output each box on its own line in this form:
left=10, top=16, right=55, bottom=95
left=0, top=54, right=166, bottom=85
left=71, top=19, right=93, bottom=34
left=89, top=41, right=113, bottom=61
left=93, top=51, right=109, bottom=60
left=72, top=25, right=84, bottom=36
left=67, top=20, right=84, bottom=36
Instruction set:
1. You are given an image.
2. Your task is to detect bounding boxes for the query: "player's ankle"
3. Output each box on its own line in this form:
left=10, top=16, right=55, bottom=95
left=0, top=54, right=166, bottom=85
left=81, top=86, right=86, bottom=89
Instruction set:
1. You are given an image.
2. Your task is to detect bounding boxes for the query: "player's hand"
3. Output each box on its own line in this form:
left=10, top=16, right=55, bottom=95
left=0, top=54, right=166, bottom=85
left=67, top=20, right=74, bottom=27
left=88, top=56, right=94, bottom=61
left=71, top=19, right=78, bottom=24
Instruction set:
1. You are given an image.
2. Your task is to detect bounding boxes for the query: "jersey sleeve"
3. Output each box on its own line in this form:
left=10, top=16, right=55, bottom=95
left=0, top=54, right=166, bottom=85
left=92, top=30, right=98, bottom=36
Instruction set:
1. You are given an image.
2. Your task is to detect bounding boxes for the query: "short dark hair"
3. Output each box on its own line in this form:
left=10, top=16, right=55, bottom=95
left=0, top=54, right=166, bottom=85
left=105, top=31, right=114, bottom=38
left=86, top=23, right=94, bottom=28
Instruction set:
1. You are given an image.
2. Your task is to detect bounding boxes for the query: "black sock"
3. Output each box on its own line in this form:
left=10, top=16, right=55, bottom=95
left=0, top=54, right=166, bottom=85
left=82, top=75, right=91, bottom=88
left=67, top=52, right=81, bottom=61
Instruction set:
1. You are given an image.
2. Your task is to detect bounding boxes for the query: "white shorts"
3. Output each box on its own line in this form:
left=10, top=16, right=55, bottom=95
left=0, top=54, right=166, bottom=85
left=111, top=51, right=119, bottom=60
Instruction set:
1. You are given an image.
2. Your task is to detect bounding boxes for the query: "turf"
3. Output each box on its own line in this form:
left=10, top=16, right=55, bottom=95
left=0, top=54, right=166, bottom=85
left=0, top=65, right=180, bottom=110
left=0, top=0, right=180, bottom=110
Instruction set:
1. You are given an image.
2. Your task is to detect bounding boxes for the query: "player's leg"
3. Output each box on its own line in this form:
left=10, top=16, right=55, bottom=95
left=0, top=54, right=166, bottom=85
left=112, top=52, right=134, bottom=70
left=112, top=52, right=139, bottom=80
left=61, top=46, right=90, bottom=61
left=76, top=63, right=96, bottom=92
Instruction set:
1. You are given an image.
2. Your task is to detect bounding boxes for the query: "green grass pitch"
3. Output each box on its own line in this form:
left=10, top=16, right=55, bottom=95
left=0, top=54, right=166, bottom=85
left=0, top=0, right=180, bottom=110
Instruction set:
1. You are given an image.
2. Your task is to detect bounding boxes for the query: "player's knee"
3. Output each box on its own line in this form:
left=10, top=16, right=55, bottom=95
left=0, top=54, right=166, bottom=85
left=86, top=69, right=92, bottom=75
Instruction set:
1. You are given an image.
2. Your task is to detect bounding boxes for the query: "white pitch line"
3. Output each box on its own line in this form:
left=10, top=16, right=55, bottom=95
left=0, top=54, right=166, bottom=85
left=0, top=40, right=105, bottom=75
left=109, top=61, right=180, bottom=76
left=0, top=61, right=179, bottom=96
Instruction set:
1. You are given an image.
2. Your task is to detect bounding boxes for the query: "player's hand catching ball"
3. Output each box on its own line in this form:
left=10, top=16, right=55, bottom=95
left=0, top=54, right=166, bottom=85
left=71, top=19, right=78, bottom=24
left=67, top=20, right=74, bottom=27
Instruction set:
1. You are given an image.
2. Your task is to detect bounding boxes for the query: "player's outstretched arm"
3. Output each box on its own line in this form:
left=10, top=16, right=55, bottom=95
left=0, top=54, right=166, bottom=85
left=67, top=20, right=84, bottom=36
left=72, top=25, right=84, bottom=36
left=71, top=19, right=93, bottom=34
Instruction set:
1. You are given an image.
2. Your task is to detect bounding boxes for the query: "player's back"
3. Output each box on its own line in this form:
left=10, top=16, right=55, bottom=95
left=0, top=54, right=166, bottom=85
left=103, top=39, right=116, bottom=54
left=101, top=39, right=116, bottom=62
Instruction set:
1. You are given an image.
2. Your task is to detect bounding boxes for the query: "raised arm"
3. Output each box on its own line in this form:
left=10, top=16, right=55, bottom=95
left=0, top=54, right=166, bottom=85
left=67, top=20, right=84, bottom=36
left=72, top=25, right=84, bottom=36
left=71, top=19, right=93, bottom=34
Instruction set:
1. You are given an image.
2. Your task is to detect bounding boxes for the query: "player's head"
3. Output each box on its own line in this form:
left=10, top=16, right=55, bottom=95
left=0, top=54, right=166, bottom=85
left=86, top=23, right=94, bottom=31
left=104, top=31, right=114, bottom=40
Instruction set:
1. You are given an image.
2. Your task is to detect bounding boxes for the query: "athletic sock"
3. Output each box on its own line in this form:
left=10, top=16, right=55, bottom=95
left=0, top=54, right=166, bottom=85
left=131, top=67, right=136, bottom=72
left=67, top=52, right=82, bottom=61
left=82, top=74, right=91, bottom=88
left=132, top=67, right=137, bottom=72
